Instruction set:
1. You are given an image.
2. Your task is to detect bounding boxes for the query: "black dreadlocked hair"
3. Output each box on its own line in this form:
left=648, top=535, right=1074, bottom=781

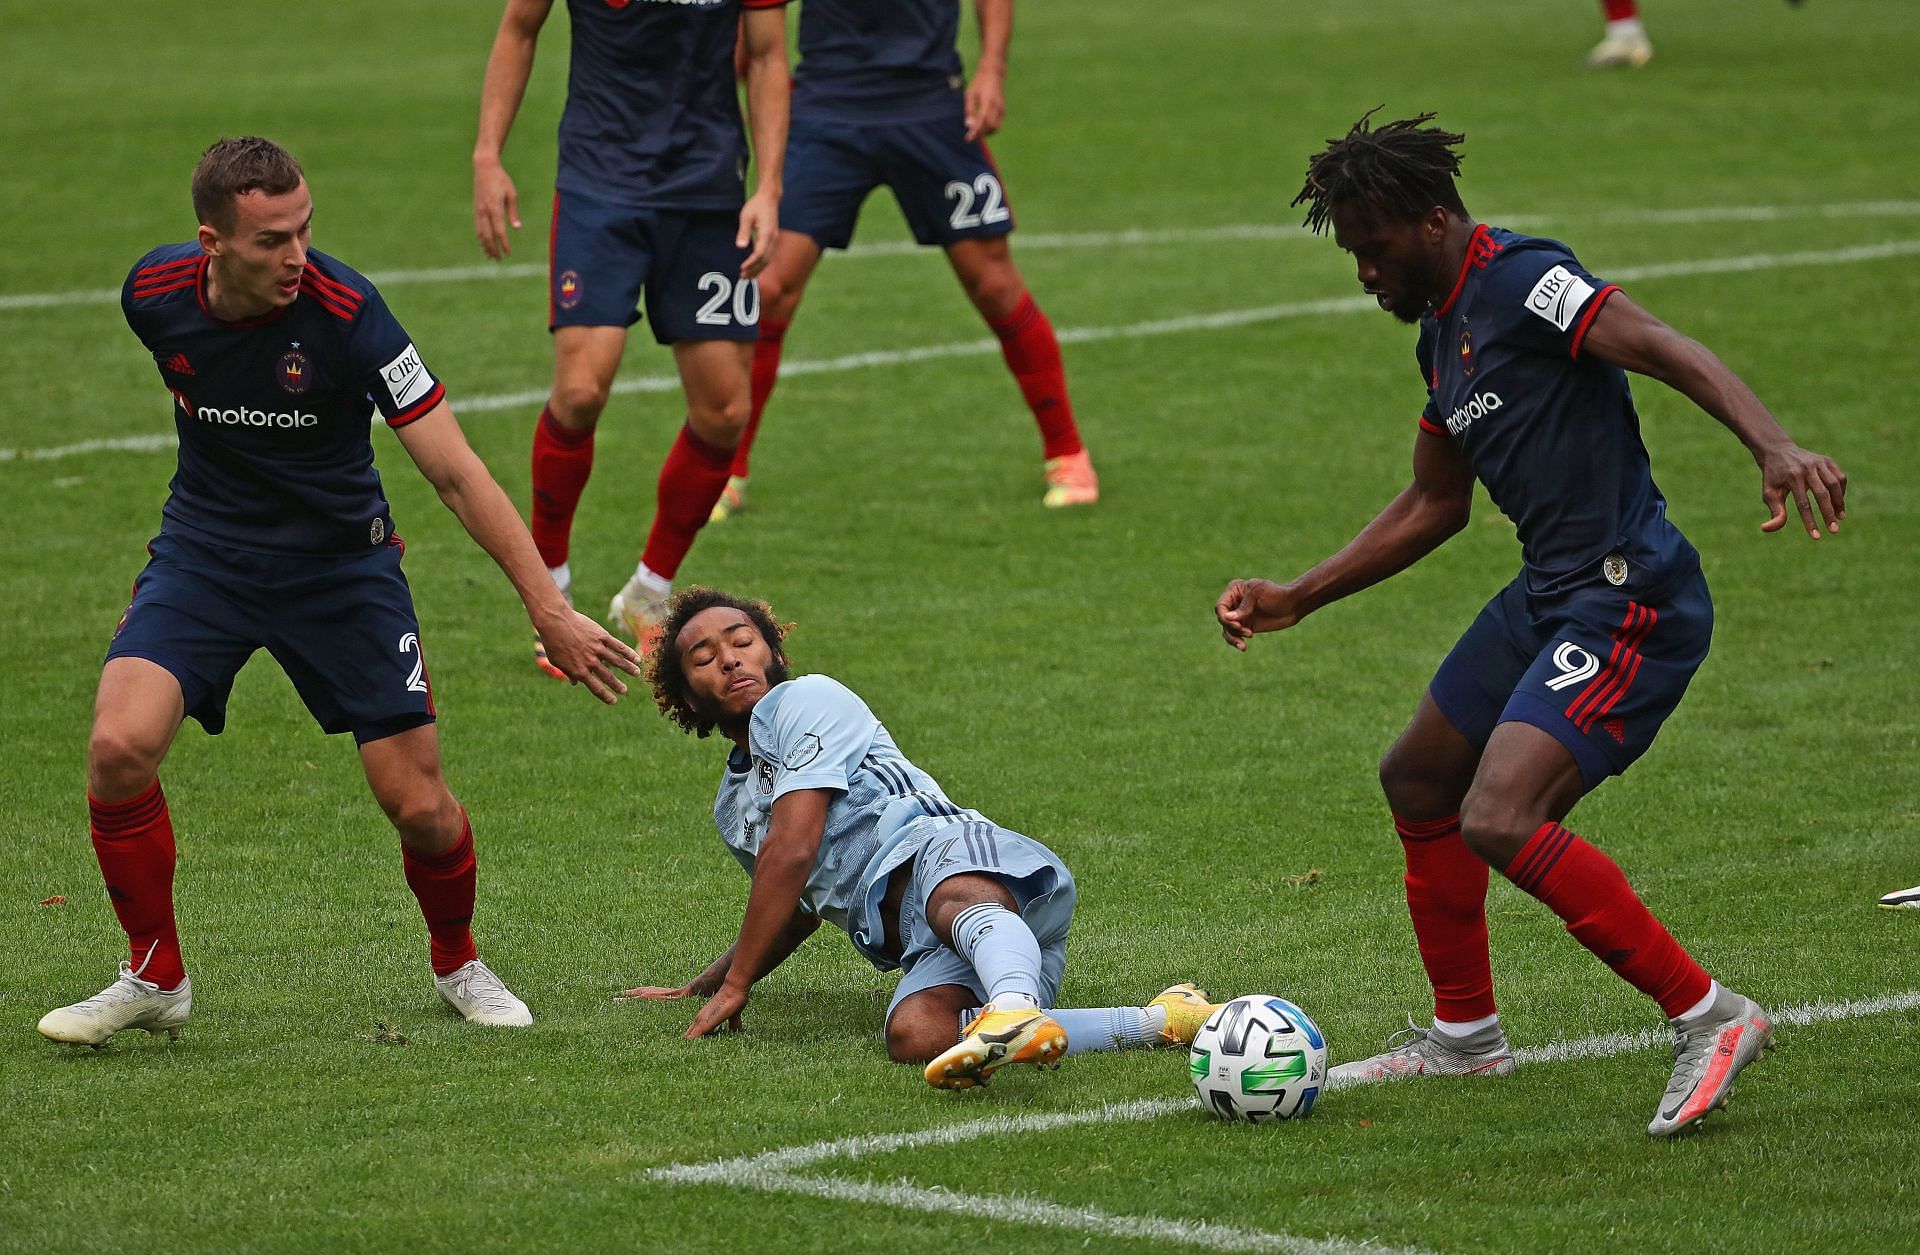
left=1291, top=109, right=1468, bottom=236
left=646, top=586, right=793, bottom=738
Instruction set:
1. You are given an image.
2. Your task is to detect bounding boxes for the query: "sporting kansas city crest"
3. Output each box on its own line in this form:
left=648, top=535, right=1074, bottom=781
left=277, top=345, right=311, bottom=394
left=754, top=755, right=776, bottom=795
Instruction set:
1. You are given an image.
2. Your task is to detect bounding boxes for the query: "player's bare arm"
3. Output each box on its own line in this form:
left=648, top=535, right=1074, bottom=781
left=394, top=403, right=641, bottom=700
left=683, top=788, right=829, bottom=1038
left=1579, top=293, right=1848, bottom=539
left=618, top=903, right=818, bottom=1002
left=1216, top=429, right=1475, bottom=650
left=964, top=0, right=1012, bottom=142
left=472, top=0, right=556, bottom=259
left=736, top=5, right=790, bottom=278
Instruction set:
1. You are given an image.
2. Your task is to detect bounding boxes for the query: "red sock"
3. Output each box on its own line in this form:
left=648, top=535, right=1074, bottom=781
left=1396, top=813, right=1495, bottom=1023
left=402, top=811, right=478, bottom=977
left=89, top=781, right=186, bottom=990
left=987, top=293, right=1083, bottom=461
left=639, top=422, right=733, bottom=581
left=732, top=318, right=789, bottom=479
left=1603, top=0, right=1638, bottom=21
left=530, top=406, right=595, bottom=570
left=1503, top=822, right=1710, bottom=1018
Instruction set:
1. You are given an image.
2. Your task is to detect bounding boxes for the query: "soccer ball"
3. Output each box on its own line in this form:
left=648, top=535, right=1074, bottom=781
left=1189, top=994, right=1328, bottom=1122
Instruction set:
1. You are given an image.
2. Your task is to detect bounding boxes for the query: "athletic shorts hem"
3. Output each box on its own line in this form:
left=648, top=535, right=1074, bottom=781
left=100, top=647, right=227, bottom=736
left=1499, top=692, right=1620, bottom=789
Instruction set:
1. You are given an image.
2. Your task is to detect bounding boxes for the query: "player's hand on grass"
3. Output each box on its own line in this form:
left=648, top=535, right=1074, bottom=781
left=1757, top=444, right=1847, bottom=539
left=682, top=981, right=748, bottom=1038
left=473, top=157, right=522, bottom=260
left=738, top=190, right=779, bottom=279
left=1215, top=578, right=1305, bottom=651
left=615, top=982, right=695, bottom=1001
left=537, top=608, right=642, bottom=703
left=964, top=68, right=1006, bottom=141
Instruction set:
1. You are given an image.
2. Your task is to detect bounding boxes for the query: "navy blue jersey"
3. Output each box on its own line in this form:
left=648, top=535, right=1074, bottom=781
left=792, top=0, right=966, bottom=124
left=1416, top=224, right=1697, bottom=598
left=557, top=0, right=789, bottom=210
left=122, top=244, right=445, bottom=557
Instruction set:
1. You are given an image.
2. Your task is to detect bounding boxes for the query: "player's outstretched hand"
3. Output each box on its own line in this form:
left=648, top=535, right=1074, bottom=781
left=473, top=157, right=522, bottom=260
left=682, top=982, right=748, bottom=1039
left=615, top=982, right=695, bottom=1001
left=1214, top=578, right=1305, bottom=651
left=964, top=68, right=1006, bottom=142
left=536, top=608, right=642, bottom=703
left=738, top=190, right=779, bottom=279
left=1758, top=443, right=1848, bottom=539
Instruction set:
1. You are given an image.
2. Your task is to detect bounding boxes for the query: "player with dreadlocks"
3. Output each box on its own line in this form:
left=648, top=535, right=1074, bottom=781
left=1216, top=111, right=1848, bottom=1136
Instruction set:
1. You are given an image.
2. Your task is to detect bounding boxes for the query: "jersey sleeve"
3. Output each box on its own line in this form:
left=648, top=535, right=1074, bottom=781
left=754, top=676, right=876, bottom=801
left=341, top=283, right=447, bottom=428
left=1414, top=324, right=1448, bottom=437
left=1489, top=243, right=1621, bottom=361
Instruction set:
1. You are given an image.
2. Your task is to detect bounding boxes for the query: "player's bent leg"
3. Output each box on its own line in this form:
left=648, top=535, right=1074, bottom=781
left=887, top=984, right=979, bottom=1064
left=529, top=326, right=628, bottom=673
left=949, top=239, right=1097, bottom=506
left=361, top=725, right=530, bottom=1027
left=42, top=658, right=196, bottom=1046
left=1377, top=692, right=1503, bottom=1035
left=617, top=340, right=753, bottom=650
left=718, top=232, right=824, bottom=506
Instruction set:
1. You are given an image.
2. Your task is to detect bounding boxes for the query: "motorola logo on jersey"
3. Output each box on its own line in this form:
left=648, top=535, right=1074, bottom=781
left=1445, top=391, right=1503, bottom=437
left=180, top=395, right=319, bottom=429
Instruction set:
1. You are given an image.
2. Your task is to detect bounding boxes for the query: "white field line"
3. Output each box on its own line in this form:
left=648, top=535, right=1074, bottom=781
left=7, top=237, right=1920, bottom=466
left=3, top=199, right=1918, bottom=313
left=645, top=989, right=1918, bottom=1254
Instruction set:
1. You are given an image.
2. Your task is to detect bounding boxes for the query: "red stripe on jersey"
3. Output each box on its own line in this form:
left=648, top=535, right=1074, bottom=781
left=1567, top=604, right=1658, bottom=730
left=132, top=276, right=199, bottom=299
left=134, top=258, right=200, bottom=281
left=301, top=265, right=363, bottom=308
left=386, top=380, right=446, bottom=429
left=1434, top=224, right=1495, bottom=319
left=299, top=278, right=357, bottom=321
left=1569, top=284, right=1620, bottom=359
left=740, top=0, right=791, bottom=8
left=548, top=191, right=561, bottom=327
left=1418, top=416, right=1449, bottom=437
left=1564, top=603, right=1642, bottom=724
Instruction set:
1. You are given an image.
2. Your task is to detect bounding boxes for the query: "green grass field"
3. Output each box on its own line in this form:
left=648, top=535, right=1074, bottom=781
left=4, top=1, right=1918, bottom=1250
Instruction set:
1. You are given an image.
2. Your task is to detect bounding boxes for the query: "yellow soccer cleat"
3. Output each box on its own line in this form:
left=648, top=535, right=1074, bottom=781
left=925, top=1006, right=1068, bottom=1089
left=1150, top=982, right=1225, bottom=1047
left=1042, top=449, right=1099, bottom=509
left=708, top=475, right=749, bottom=524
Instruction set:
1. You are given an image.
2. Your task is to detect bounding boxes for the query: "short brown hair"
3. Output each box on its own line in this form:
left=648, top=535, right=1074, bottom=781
left=647, top=587, right=793, bottom=738
left=191, top=137, right=305, bottom=233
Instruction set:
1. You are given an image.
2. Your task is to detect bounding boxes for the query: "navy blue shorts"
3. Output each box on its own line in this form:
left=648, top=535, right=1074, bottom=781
left=549, top=191, right=758, bottom=344
left=105, top=532, right=436, bottom=745
left=1428, top=566, right=1714, bottom=789
left=781, top=114, right=1017, bottom=251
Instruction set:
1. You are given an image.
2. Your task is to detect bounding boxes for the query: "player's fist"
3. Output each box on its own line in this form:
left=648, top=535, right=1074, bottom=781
left=965, top=69, right=1006, bottom=142
left=1214, top=578, right=1305, bottom=651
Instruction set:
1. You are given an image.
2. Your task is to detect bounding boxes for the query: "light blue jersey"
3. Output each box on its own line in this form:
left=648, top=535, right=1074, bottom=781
left=715, top=673, right=983, bottom=969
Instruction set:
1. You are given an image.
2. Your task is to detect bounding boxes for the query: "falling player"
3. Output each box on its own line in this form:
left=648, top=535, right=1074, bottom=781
left=37, top=137, right=641, bottom=1047
left=471, top=0, right=789, bottom=660
left=708, top=0, right=1098, bottom=522
left=1214, top=112, right=1847, bottom=1136
left=620, top=588, right=1214, bottom=1088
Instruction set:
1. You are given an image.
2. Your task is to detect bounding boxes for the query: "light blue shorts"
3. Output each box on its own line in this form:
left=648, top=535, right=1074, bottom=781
left=885, top=819, right=1076, bottom=1022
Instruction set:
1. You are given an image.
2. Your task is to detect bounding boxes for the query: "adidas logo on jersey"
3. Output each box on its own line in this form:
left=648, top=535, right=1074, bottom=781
left=1446, top=390, right=1502, bottom=437
left=163, top=352, right=195, bottom=375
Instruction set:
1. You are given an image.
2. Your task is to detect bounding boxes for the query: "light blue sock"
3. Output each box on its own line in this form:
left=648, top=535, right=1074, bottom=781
left=1047, top=1006, right=1165, bottom=1055
left=950, top=902, right=1044, bottom=1006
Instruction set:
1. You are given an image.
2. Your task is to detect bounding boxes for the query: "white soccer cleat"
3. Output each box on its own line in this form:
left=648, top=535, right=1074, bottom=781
left=435, top=959, right=532, bottom=1027
left=1647, top=988, right=1774, bottom=1137
left=1878, top=883, right=1920, bottom=910
left=37, top=964, right=192, bottom=1046
left=1329, top=1016, right=1515, bottom=1084
left=1586, top=30, right=1654, bottom=68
